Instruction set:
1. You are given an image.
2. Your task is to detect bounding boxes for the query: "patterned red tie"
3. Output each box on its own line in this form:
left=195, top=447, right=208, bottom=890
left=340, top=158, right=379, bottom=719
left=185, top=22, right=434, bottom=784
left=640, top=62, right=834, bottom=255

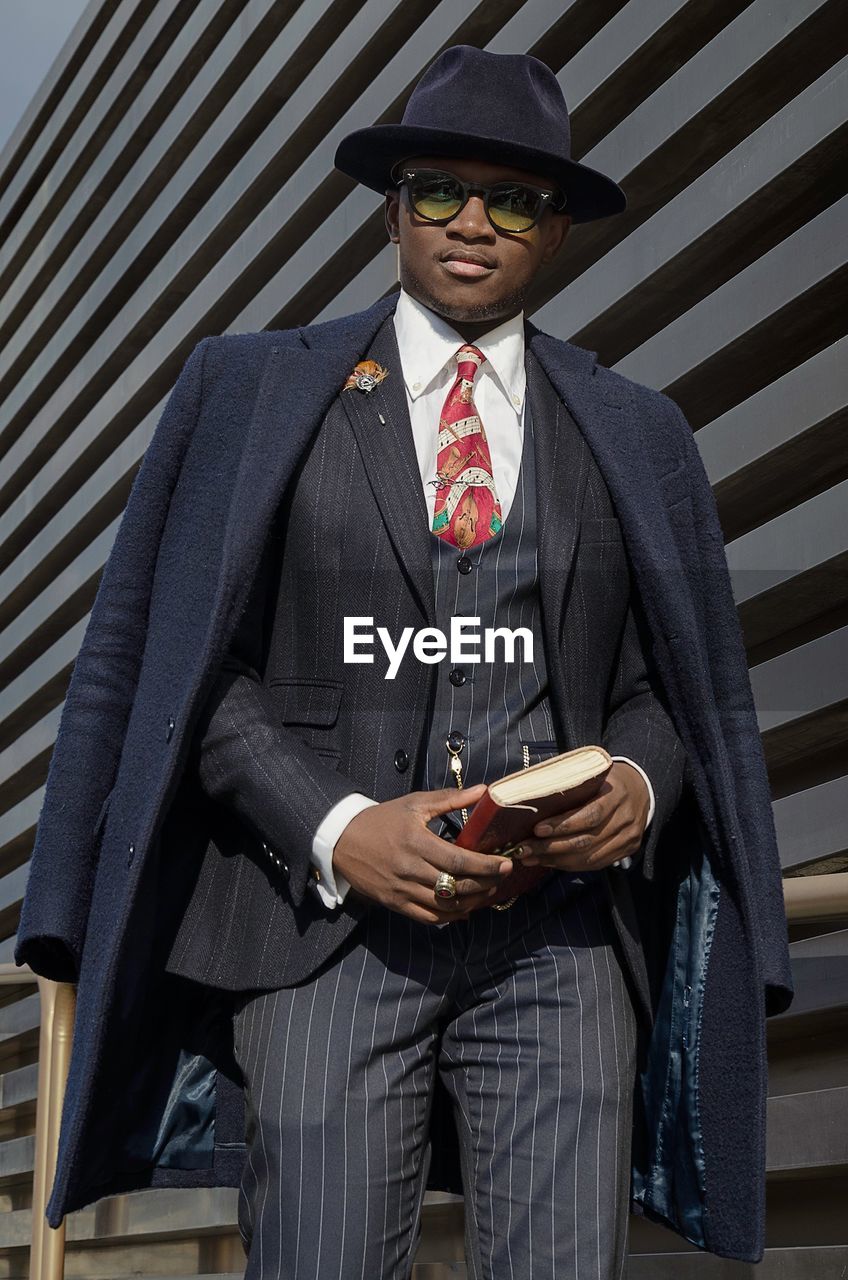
left=431, top=345, right=502, bottom=549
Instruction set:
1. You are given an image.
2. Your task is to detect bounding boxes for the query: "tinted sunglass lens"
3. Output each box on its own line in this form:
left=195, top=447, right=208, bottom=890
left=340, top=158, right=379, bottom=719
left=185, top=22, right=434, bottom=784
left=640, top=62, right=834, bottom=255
left=406, top=173, right=543, bottom=230
left=488, top=185, right=540, bottom=231
left=411, top=174, right=463, bottom=220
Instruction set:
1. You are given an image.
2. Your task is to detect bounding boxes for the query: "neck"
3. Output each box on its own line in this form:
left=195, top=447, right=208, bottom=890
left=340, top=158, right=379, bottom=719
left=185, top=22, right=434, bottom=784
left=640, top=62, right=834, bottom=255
left=451, top=311, right=523, bottom=343
left=399, top=282, right=525, bottom=344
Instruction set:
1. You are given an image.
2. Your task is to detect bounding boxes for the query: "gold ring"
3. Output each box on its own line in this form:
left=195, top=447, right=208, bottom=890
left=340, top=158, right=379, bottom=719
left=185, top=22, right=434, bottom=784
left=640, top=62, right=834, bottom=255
left=434, top=871, right=457, bottom=900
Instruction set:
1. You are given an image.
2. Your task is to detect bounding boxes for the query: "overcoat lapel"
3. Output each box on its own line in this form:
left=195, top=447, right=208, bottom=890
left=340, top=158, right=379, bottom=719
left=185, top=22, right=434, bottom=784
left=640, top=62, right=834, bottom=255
left=215, top=303, right=399, bottom=638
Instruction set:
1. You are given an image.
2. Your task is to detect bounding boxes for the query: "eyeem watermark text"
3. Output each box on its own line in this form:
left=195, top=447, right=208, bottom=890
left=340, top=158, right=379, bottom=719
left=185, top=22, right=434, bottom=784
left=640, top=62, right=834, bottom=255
left=344, top=616, right=534, bottom=680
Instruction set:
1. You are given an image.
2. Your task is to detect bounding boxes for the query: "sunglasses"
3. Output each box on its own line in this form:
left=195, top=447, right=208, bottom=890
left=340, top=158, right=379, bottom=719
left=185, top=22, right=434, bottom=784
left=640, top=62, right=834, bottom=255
left=394, top=166, right=567, bottom=233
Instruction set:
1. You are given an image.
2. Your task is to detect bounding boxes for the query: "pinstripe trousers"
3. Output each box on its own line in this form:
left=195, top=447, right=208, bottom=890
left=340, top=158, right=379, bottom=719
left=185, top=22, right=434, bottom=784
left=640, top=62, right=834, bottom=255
left=232, top=867, right=638, bottom=1279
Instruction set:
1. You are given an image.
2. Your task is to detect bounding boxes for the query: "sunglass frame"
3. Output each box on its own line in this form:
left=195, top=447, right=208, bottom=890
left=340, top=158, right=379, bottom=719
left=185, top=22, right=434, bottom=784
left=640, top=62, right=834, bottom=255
left=394, top=165, right=567, bottom=232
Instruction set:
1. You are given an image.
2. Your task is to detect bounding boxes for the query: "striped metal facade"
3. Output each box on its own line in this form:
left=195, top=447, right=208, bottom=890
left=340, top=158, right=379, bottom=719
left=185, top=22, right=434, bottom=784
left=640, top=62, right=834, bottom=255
left=1, top=1, right=845, bottom=1275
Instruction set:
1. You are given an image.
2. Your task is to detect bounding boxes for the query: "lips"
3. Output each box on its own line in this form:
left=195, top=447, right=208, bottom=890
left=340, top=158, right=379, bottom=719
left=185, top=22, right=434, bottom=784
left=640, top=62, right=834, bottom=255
left=442, top=250, right=496, bottom=266
left=441, top=252, right=496, bottom=279
left=442, top=251, right=496, bottom=267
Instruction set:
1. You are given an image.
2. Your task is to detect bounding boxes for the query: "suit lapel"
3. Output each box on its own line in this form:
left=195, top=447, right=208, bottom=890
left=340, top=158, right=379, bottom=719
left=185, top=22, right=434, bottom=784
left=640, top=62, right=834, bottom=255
left=526, top=343, right=592, bottom=647
left=522, top=342, right=594, bottom=751
left=337, top=314, right=437, bottom=628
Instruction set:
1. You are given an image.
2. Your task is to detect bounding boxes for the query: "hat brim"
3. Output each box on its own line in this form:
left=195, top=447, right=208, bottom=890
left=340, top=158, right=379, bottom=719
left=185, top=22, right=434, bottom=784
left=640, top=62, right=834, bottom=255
left=334, top=125, right=626, bottom=223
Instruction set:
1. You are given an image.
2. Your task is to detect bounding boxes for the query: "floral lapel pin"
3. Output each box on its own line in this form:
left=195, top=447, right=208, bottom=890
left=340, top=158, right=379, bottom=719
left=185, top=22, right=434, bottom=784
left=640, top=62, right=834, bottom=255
left=344, top=359, right=389, bottom=393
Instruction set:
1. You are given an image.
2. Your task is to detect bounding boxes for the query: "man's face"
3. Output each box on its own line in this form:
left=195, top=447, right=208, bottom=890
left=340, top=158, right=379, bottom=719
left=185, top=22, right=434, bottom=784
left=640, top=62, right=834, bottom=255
left=385, top=154, right=571, bottom=327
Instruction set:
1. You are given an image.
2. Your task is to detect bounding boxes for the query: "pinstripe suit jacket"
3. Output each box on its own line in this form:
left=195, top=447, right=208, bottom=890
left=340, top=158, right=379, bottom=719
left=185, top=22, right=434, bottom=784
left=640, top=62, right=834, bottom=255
left=164, top=305, right=686, bottom=1029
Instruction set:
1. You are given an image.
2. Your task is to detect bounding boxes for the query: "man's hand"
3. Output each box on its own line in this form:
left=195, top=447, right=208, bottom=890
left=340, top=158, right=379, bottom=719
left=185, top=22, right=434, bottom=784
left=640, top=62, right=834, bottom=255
left=333, top=784, right=515, bottom=924
left=512, top=761, right=650, bottom=872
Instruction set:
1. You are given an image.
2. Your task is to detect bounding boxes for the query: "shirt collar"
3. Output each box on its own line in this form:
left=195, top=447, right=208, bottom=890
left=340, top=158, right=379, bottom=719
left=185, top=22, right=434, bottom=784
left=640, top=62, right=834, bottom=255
left=392, top=284, right=526, bottom=412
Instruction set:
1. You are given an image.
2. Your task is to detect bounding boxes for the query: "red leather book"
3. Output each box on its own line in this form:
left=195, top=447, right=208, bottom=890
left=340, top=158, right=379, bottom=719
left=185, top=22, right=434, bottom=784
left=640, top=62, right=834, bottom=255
left=454, top=745, right=614, bottom=908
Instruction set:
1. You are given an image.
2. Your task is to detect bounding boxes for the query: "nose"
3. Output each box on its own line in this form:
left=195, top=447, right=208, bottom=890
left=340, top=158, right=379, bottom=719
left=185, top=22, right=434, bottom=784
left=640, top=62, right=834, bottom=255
left=449, top=192, right=495, bottom=238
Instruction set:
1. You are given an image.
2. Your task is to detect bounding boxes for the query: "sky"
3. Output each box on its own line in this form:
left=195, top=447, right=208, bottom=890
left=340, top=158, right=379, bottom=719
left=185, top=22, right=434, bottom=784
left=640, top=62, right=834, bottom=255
left=0, top=0, right=91, bottom=155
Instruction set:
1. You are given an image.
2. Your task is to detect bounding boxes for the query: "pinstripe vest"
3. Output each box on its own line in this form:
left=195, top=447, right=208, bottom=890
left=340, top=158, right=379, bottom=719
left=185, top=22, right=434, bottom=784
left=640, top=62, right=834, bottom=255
left=422, top=393, right=562, bottom=840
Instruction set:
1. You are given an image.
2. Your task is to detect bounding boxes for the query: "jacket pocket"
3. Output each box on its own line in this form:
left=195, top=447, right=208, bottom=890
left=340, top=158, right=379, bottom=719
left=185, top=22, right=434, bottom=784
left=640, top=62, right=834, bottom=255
left=580, top=516, right=624, bottom=548
left=267, top=678, right=342, bottom=727
left=518, top=738, right=561, bottom=767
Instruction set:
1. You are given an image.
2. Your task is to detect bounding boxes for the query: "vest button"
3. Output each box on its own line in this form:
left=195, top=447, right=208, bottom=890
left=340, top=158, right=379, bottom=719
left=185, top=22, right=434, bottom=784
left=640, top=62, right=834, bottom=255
left=457, top=555, right=472, bottom=574
left=449, top=668, right=466, bottom=686
left=447, top=731, right=465, bottom=752
left=394, top=749, right=409, bottom=772
left=165, top=715, right=175, bottom=742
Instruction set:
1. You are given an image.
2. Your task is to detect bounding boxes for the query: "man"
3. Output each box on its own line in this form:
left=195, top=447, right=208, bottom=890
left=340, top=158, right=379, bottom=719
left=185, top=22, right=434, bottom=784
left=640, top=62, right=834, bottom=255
left=16, top=44, right=792, bottom=1278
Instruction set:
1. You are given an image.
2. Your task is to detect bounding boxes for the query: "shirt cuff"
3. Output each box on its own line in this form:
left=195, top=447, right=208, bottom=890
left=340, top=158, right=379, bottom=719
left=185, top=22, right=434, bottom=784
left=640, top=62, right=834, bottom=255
left=609, top=756, right=655, bottom=870
left=310, top=792, right=378, bottom=908
left=610, top=755, right=655, bottom=825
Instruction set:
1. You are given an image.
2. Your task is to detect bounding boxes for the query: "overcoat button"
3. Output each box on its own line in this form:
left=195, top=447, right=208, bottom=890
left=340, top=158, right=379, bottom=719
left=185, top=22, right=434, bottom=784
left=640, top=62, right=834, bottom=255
left=457, top=555, right=472, bottom=574
left=394, top=749, right=409, bottom=772
left=449, top=668, right=466, bottom=686
left=127, top=842, right=135, bottom=867
left=166, top=716, right=175, bottom=741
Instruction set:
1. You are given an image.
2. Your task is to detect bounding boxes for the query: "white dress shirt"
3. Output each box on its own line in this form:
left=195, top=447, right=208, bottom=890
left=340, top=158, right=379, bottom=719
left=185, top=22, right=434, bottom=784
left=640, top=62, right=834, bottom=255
left=307, top=286, right=654, bottom=906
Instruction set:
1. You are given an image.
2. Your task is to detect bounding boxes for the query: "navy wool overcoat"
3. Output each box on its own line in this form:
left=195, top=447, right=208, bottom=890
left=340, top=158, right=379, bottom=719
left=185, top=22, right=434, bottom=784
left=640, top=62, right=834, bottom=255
left=16, top=288, right=793, bottom=1260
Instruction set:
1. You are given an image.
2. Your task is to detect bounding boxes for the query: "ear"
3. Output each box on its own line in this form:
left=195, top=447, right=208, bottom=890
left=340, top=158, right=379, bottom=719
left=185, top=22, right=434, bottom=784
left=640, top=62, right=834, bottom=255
left=542, top=212, right=571, bottom=264
left=385, top=190, right=401, bottom=243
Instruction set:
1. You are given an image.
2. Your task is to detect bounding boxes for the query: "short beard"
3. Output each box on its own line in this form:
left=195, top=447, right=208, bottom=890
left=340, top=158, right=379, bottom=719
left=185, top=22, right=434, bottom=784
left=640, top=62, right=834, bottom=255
left=400, top=257, right=529, bottom=326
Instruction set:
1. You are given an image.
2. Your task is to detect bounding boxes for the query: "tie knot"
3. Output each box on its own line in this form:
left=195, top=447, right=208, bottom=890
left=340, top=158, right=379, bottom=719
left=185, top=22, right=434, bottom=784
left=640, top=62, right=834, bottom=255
left=455, top=344, right=485, bottom=381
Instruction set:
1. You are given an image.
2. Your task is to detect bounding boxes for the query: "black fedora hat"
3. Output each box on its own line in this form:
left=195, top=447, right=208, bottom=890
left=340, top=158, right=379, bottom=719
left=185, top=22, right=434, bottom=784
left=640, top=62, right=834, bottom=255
left=334, top=45, right=626, bottom=224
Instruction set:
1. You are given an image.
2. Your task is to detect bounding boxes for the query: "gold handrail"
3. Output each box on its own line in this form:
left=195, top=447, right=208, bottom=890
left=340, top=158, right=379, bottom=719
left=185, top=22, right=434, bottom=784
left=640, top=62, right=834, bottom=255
left=0, top=963, right=75, bottom=1280
left=783, top=870, right=848, bottom=921
left=0, top=870, right=844, bottom=1280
